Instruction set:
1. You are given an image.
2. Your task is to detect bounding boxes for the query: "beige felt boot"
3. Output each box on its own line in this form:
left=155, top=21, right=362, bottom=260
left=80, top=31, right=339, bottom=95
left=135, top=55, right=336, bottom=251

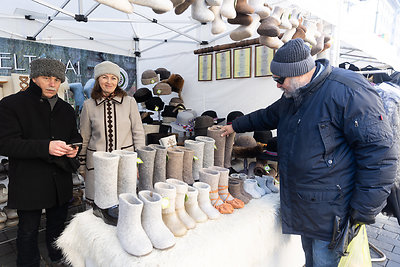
left=111, top=150, right=137, bottom=195
left=138, top=190, right=176, bottom=250
left=210, top=6, right=227, bottom=34
left=220, top=0, right=236, bottom=19
left=154, top=182, right=187, bottom=237
left=166, top=178, right=196, bottom=229
left=311, top=22, right=324, bottom=56
left=117, top=193, right=152, bottom=256
left=248, top=0, right=270, bottom=19
left=166, top=147, right=184, bottom=180
left=191, top=0, right=215, bottom=23
left=185, top=186, right=208, bottom=223
left=193, top=182, right=221, bottom=219
left=179, top=146, right=195, bottom=185
left=259, top=36, right=283, bottom=49
left=224, top=131, right=236, bottom=168
left=303, top=19, right=318, bottom=46
left=207, top=126, right=226, bottom=167
left=281, top=27, right=296, bottom=43
left=279, top=8, right=292, bottom=29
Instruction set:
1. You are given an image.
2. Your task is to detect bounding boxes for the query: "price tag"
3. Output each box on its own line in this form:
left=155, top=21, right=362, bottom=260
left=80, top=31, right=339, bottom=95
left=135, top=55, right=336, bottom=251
left=193, top=156, right=199, bottom=160
left=264, top=165, right=271, bottom=172
left=214, top=144, right=218, bottom=150
left=154, top=106, right=159, bottom=111
left=161, top=197, right=170, bottom=209
left=137, top=157, right=144, bottom=164
left=157, top=89, right=162, bottom=94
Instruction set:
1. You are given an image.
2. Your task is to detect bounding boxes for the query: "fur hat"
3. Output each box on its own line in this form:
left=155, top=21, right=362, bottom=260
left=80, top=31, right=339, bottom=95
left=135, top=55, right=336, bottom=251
left=270, top=38, right=315, bottom=77
left=134, top=88, right=152, bottom=103
left=201, top=110, right=225, bottom=124
left=155, top=67, right=171, bottom=80
left=153, top=82, right=172, bottom=95
left=141, top=69, right=159, bottom=85
left=30, top=58, right=66, bottom=83
left=94, top=61, right=120, bottom=81
left=226, top=111, right=244, bottom=125
left=145, top=97, right=165, bottom=111
left=232, top=135, right=263, bottom=158
left=165, top=74, right=184, bottom=97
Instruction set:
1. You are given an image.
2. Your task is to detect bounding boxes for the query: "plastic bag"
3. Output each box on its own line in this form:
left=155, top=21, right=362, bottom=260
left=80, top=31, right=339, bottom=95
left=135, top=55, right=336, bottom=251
left=338, top=224, right=371, bottom=267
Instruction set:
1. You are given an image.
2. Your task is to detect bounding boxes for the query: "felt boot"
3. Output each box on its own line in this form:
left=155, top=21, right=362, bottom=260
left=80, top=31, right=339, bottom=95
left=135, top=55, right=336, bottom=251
left=117, top=193, right=152, bottom=256
left=184, top=140, right=205, bottom=181
left=199, top=168, right=234, bottom=214
left=180, top=146, right=195, bottom=185
left=235, top=0, right=254, bottom=15
left=149, top=144, right=167, bottom=185
left=259, top=36, right=284, bottom=49
left=193, top=182, right=221, bottom=219
left=205, top=0, right=222, bottom=6
left=207, top=125, right=226, bottom=167
left=251, top=177, right=266, bottom=196
left=243, top=179, right=261, bottom=198
left=230, top=176, right=253, bottom=200
left=311, top=22, right=324, bottom=56
left=209, top=6, right=227, bottom=34
left=137, top=146, right=156, bottom=191
left=129, top=0, right=173, bottom=13
left=195, top=136, right=215, bottom=168
left=210, top=166, right=244, bottom=209
left=154, top=182, right=187, bottom=237
left=220, top=0, right=236, bottom=19
left=191, top=0, right=215, bottom=23
left=228, top=13, right=253, bottom=26
left=248, top=0, right=270, bottom=19
left=166, top=178, right=196, bottom=229
left=264, top=175, right=279, bottom=193
left=228, top=179, right=250, bottom=204
left=257, top=16, right=280, bottom=37
left=138, top=190, right=176, bottom=249
left=224, top=131, right=235, bottom=169
left=292, top=25, right=306, bottom=40
left=303, top=19, right=318, bottom=46
left=185, top=186, right=208, bottom=223
left=289, top=8, right=300, bottom=28
left=279, top=8, right=292, bottom=29
left=230, top=14, right=261, bottom=40
left=255, top=176, right=271, bottom=194
left=166, top=147, right=184, bottom=180
left=95, top=0, right=133, bottom=13
left=281, top=27, right=296, bottom=43
left=111, top=150, right=138, bottom=195
left=175, top=0, right=195, bottom=15
left=171, top=0, right=185, bottom=7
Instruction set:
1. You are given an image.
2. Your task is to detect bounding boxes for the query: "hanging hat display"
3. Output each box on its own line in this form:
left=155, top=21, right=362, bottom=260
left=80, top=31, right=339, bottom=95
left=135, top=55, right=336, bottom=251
left=144, top=97, right=165, bottom=111
left=141, top=69, right=159, bottom=85
left=134, top=88, right=153, bottom=103
left=170, top=110, right=195, bottom=132
left=155, top=67, right=171, bottom=80
left=201, top=110, right=225, bottom=124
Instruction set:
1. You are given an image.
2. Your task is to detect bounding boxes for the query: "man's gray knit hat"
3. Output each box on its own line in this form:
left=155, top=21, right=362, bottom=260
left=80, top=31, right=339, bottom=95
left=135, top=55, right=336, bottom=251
left=30, top=58, right=66, bottom=83
left=94, top=61, right=121, bottom=82
left=270, top=38, right=315, bottom=77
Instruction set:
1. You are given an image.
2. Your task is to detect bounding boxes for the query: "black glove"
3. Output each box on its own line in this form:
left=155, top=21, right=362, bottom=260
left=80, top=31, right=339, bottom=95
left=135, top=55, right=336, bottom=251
left=350, top=209, right=375, bottom=225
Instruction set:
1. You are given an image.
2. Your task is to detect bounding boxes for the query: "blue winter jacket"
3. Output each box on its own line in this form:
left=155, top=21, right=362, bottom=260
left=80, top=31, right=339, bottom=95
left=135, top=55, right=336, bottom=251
left=233, top=59, right=397, bottom=241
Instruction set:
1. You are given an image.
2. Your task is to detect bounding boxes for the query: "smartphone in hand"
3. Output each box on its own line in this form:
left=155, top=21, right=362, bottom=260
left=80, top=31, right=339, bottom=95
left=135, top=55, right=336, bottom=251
left=69, top=142, right=82, bottom=149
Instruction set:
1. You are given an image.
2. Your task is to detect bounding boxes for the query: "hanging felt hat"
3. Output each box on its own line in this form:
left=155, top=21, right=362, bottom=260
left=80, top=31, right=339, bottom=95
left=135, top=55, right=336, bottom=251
left=194, top=116, right=215, bottom=136
left=226, top=111, right=244, bottom=125
left=201, top=110, right=225, bottom=124
left=141, top=69, right=159, bottom=85
left=153, top=82, right=172, bottom=95
left=170, top=110, right=195, bottom=132
left=134, top=88, right=152, bottom=103
left=144, top=97, right=165, bottom=111
left=169, top=97, right=184, bottom=106
left=155, top=67, right=171, bottom=80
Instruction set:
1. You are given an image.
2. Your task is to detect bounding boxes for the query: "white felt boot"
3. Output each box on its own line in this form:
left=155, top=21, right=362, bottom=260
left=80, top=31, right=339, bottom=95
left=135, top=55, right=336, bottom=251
left=166, top=179, right=196, bottom=229
left=248, top=0, right=270, bottom=19
left=220, top=0, right=236, bottom=19
left=311, top=21, right=324, bottom=56
left=191, top=0, right=215, bottom=23
left=289, top=8, right=300, bottom=28
left=206, top=0, right=222, bottom=6
left=259, top=36, right=283, bottom=49
left=303, top=19, right=318, bottom=46
left=230, top=14, right=260, bottom=41
left=111, top=150, right=137, bottom=195
left=117, top=193, right=152, bottom=256
left=129, top=0, right=173, bottom=13
left=279, top=8, right=292, bottom=29
left=281, top=27, right=296, bottom=43
left=93, top=152, right=120, bottom=209
left=243, top=179, right=261, bottom=198
left=193, top=182, right=221, bottom=219
left=255, top=176, right=271, bottom=194
left=154, top=182, right=187, bottom=237
left=95, top=0, right=133, bottom=13
left=209, top=6, right=227, bottom=35
left=185, top=186, right=208, bottom=223
left=184, top=140, right=205, bottom=181
left=138, top=190, right=176, bottom=250
left=264, top=175, right=279, bottom=193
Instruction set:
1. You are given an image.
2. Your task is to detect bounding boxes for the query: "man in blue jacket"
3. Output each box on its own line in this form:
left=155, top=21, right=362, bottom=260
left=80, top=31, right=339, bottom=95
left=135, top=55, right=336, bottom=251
left=221, top=39, right=397, bottom=267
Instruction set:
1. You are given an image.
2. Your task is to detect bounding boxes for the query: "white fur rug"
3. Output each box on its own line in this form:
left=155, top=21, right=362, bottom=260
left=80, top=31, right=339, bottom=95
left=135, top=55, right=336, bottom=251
left=56, top=194, right=304, bottom=267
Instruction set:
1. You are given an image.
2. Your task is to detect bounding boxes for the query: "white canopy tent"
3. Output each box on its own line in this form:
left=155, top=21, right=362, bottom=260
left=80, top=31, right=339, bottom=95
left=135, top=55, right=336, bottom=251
left=0, top=0, right=399, bottom=118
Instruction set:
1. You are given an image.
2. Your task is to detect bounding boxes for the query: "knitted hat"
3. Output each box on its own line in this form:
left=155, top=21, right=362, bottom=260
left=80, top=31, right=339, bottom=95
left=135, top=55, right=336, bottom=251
left=155, top=68, right=171, bottom=80
left=270, top=38, right=315, bottom=77
left=141, top=70, right=159, bottom=85
left=30, top=58, right=66, bottom=83
left=133, top=88, right=152, bottom=103
left=153, top=82, right=172, bottom=95
left=94, top=61, right=120, bottom=81
left=144, top=96, right=165, bottom=111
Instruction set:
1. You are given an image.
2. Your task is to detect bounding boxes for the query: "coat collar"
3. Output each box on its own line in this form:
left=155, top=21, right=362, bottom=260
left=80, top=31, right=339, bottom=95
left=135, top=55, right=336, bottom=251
left=26, top=79, right=44, bottom=99
left=95, top=95, right=123, bottom=106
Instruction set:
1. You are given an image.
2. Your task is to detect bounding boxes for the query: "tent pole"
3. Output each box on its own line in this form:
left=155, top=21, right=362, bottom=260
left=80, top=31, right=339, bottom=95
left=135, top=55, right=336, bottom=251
left=32, top=0, right=75, bottom=18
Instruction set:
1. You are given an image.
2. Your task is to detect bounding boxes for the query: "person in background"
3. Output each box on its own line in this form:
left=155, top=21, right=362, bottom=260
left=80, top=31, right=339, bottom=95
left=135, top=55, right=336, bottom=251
left=0, top=58, right=82, bottom=267
left=78, top=61, right=145, bottom=207
left=221, top=38, right=397, bottom=267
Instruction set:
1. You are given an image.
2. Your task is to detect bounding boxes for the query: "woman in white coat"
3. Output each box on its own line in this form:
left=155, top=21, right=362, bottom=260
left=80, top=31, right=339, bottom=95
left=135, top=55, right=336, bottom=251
left=79, top=61, right=145, bottom=204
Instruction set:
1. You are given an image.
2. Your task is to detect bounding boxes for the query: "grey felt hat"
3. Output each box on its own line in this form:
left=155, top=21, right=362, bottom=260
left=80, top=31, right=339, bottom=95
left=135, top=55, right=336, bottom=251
left=30, top=58, right=66, bottom=83
left=270, top=38, right=315, bottom=77
left=94, top=61, right=121, bottom=82
left=141, top=70, right=159, bottom=85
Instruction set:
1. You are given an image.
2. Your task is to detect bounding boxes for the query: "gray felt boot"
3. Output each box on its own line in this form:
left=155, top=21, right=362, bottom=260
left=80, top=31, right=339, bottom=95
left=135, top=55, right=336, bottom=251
left=137, top=146, right=156, bottom=191
left=224, top=131, right=236, bottom=168
left=149, top=144, right=167, bottom=185
left=195, top=136, right=215, bottom=168
left=179, top=146, right=195, bottom=185
left=111, top=150, right=138, bottom=195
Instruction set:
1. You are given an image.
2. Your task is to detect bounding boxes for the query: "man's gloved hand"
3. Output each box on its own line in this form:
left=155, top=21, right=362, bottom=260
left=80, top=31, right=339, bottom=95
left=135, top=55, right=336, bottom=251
left=350, top=209, right=375, bottom=225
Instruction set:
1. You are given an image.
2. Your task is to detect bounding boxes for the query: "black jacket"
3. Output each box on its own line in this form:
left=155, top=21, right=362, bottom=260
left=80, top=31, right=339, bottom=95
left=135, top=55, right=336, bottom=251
left=233, top=60, right=397, bottom=241
left=0, top=80, right=82, bottom=210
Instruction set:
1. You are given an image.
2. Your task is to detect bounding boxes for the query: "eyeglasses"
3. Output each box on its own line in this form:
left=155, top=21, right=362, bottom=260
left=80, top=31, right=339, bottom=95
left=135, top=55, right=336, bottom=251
left=273, top=76, right=286, bottom=85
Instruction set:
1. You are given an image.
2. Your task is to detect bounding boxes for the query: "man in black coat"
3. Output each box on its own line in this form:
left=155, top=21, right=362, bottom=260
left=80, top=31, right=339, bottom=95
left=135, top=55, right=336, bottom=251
left=0, top=58, right=82, bottom=267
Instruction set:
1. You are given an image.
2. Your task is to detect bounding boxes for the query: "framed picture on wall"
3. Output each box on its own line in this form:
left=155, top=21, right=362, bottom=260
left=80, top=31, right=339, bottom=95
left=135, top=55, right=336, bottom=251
left=255, top=45, right=274, bottom=77
left=233, top=47, right=251, bottom=78
left=198, top=54, right=213, bottom=81
left=215, top=50, right=232, bottom=80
